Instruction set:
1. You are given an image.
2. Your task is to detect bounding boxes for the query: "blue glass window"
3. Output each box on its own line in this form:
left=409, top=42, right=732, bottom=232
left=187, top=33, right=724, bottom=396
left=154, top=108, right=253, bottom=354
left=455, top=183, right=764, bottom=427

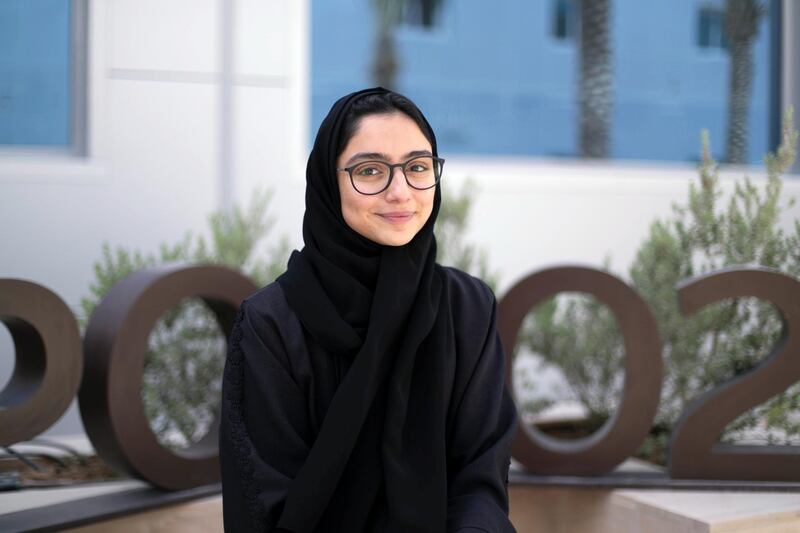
left=312, top=0, right=775, bottom=165
left=0, top=0, right=72, bottom=146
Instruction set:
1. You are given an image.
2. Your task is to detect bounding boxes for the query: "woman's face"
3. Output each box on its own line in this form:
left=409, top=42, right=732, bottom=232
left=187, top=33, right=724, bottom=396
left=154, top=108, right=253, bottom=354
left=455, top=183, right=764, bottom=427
left=336, top=112, right=435, bottom=246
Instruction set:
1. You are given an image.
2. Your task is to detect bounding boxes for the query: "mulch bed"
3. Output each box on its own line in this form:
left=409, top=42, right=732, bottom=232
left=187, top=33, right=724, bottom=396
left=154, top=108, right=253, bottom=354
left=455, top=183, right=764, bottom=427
left=0, top=454, right=121, bottom=489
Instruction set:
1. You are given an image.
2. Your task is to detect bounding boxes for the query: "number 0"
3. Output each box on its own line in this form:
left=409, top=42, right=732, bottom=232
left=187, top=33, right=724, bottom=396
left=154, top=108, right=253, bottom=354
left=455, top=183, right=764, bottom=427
left=498, top=266, right=663, bottom=475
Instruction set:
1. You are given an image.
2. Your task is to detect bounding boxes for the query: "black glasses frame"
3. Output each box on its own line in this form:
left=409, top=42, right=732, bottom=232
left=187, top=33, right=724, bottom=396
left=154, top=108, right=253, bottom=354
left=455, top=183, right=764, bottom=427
left=336, top=156, right=445, bottom=195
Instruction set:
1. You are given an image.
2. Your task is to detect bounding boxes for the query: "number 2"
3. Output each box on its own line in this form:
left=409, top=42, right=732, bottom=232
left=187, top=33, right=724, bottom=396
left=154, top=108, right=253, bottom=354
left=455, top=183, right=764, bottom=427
left=669, top=267, right=800, bottom=481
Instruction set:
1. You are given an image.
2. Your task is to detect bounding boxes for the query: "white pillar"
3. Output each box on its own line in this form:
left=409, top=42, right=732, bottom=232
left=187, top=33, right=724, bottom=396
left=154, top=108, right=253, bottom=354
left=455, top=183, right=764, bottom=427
left=218, top=0, right=235, bottom=211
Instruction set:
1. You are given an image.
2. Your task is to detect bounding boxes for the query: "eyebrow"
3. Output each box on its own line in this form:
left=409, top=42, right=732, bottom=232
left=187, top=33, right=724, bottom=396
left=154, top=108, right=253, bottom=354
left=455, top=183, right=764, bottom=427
left=344, top=150, right=432, bottom=166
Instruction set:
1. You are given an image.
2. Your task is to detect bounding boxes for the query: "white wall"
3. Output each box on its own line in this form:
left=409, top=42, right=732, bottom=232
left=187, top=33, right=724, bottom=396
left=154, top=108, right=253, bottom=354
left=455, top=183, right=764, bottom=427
left=442, top=157, right=800, bottom=295
left=0, top=0, right=308, bottom=436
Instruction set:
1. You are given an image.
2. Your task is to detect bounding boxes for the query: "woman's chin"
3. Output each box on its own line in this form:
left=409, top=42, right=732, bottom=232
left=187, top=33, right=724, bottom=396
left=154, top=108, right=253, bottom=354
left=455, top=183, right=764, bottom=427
left=371, top=230, right=416, bottom=247
left=378, top=235, right=414, bottom=247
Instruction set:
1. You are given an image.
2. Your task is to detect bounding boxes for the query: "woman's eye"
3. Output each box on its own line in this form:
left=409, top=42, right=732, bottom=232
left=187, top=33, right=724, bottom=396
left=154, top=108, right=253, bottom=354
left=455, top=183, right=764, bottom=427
left=408, top=163, right=428, bottom=172
left=356, top=166, right=382, bottom=176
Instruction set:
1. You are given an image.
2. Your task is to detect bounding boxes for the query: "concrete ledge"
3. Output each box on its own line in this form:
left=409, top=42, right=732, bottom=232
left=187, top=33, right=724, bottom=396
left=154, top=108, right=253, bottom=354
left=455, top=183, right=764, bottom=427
left=63, top=495, right=223, bottom=533
left=3, top=477, right=800, bottom=532
left=0, top=483, right=220, bottom=533
left=509, top=486, right=800, bottom=533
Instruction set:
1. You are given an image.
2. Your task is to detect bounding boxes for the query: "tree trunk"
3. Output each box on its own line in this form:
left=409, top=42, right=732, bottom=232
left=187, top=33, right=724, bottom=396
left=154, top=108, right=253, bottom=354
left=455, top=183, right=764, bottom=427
left=724, top=0, right=764, bottom=164
left=372, top=28, right=399, bottom=89
left=726, top=39, right=753, bottom=164
left=371, top=0, right=404, bottom=89
left=578, top=0, right=613, bottom=158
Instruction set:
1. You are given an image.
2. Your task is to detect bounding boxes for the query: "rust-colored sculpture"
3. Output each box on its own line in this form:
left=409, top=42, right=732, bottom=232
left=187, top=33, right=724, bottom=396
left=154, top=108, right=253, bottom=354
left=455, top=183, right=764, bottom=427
left=2, top=263, right=799, bottom=489
left=668, top=267, right=800, bottom=481
left=79, top=264, right=257, bottom=490
left=0, top=280, right=83, bottom=446
left=498, top=266, right=663, bottom=475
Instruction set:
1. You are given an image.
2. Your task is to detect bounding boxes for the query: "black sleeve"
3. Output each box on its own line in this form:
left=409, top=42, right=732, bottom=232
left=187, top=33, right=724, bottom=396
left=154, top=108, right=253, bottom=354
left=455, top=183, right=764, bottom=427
left=446, top=290, right=518, bottom=533
left=219, top=300, right=312, bottom=532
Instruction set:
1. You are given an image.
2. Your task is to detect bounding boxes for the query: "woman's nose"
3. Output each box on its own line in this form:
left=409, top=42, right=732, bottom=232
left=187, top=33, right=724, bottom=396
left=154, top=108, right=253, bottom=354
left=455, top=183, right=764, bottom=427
left=384, top=166, right=411, bottom=201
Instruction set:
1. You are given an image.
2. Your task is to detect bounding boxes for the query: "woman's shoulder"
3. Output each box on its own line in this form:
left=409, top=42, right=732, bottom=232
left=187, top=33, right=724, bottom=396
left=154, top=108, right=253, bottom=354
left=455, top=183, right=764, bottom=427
left=437, top=265, right=495, bottom=303
left=436, top=265, right=497, bottom=323
left=436, top=267, right=503, bottom=385
left=235, top=281, right=304, bottom=356
left=240, top=280, right=291, bottom=318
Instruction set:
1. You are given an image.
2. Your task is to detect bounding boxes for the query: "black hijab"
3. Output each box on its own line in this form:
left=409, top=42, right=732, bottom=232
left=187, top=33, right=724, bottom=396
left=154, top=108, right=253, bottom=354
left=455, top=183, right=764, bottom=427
left=275, top=87, right=451, bottom=532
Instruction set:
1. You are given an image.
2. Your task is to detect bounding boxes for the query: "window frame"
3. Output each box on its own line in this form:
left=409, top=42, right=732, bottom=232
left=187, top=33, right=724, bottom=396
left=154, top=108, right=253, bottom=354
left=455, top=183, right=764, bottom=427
left=400, top=0, right=441, bottom=30
left=551, top=0, right=577, bottom=42
left=395, top=0, right=452, bottom=44
left=697, top=5, right=728, bottom=50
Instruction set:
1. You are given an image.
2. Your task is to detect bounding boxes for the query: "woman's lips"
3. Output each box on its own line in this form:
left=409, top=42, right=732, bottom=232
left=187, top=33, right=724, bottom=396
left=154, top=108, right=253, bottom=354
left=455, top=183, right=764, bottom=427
left=377, top=211, right=415, bottom=224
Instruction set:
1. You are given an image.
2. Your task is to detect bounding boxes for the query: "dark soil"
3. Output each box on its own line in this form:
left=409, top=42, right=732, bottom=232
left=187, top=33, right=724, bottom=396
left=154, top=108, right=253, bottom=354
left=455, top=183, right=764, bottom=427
left=0, top=454, right=121, bottom=488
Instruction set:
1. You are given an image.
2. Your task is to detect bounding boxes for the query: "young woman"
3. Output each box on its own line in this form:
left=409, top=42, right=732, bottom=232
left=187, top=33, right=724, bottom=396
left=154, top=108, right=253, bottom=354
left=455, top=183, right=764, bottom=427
left=219, top=87, right=518, bottom=532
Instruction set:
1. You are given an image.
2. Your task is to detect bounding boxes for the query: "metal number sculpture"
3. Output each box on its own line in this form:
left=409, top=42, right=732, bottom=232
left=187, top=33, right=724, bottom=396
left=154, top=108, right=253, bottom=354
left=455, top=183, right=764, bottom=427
left=497, top=266, right=663, bottom=475
left=1, top=263, right=799, bottom=488
left=668, top=268, right=800, bottom=481
left=498, top=265, right=800, bottom=481
left=79, top=264, right=258, bottom=490
left=0, top=280, right=83, bottom=446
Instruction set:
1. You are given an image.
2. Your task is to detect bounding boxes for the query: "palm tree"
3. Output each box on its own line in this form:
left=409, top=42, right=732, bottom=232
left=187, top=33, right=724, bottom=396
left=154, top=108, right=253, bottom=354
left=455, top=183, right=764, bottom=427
left=371, top=0, right=442, bottom=89
left=578, top=0, right=613, bottom=159
left=724, top=0, right=766, bottom=164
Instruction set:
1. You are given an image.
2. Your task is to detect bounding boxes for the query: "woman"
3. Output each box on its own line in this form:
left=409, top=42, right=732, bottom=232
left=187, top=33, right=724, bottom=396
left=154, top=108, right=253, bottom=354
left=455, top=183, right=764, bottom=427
left=219, top=87, right=517, bottom=532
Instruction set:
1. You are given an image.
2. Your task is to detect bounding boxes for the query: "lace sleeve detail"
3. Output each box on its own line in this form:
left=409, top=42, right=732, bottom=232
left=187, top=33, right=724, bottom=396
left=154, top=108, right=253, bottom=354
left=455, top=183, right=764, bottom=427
left=222, top=304, right=268, bottom=531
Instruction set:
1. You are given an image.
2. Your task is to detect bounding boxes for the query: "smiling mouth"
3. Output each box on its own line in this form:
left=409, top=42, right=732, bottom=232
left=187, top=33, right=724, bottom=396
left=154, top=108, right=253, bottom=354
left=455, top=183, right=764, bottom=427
left=377, top=212, right=415, bottom=223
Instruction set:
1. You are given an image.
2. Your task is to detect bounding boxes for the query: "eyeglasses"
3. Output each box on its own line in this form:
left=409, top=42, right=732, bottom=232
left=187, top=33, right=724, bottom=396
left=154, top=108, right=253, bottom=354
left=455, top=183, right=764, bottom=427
left=337, top=155, right=445, bottom=195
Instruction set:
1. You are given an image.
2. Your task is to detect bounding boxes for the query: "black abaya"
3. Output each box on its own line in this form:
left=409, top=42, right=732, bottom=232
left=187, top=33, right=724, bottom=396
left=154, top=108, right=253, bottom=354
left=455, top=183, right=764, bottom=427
left=219, top=267, right=517, bottom=532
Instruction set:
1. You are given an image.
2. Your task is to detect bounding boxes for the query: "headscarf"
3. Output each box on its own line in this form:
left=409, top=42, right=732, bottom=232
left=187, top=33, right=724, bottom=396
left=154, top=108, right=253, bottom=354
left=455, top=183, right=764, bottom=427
left=276, top=87, right=451, bottom=532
